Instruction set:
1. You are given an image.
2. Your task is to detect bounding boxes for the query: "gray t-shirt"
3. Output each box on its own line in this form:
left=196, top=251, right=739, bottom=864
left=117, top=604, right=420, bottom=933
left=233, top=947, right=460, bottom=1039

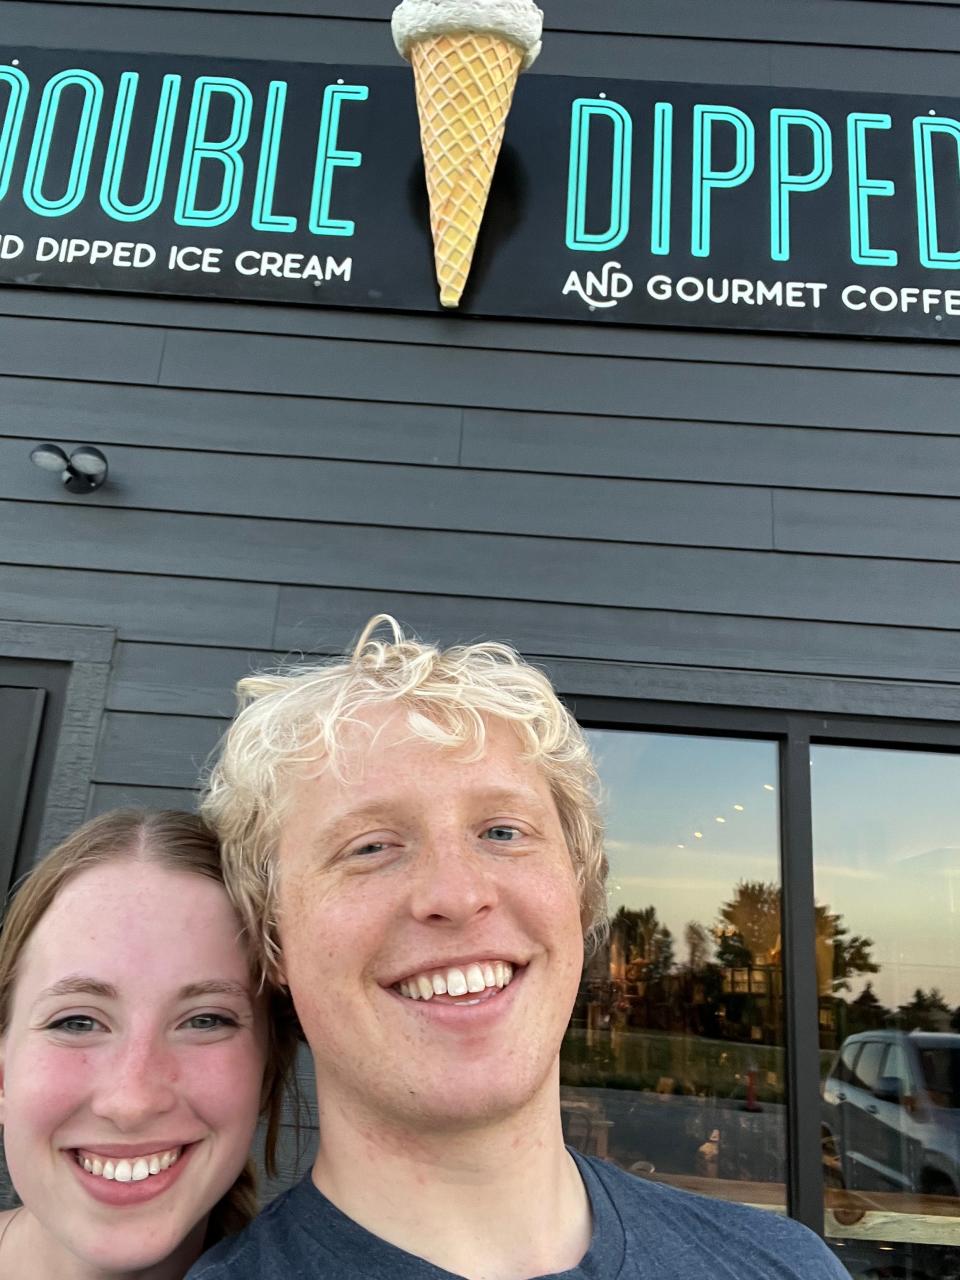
left=188, top=1151, right=850, bottom=1279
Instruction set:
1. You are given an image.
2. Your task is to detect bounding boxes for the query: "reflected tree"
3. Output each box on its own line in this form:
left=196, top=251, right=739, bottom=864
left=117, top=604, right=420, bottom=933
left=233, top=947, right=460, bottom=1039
left=610, top=905, right=675, bottom=980
left=818, top=904, right=879, bottom=994
left=716, top=881, right=781, bottom=967
left=684, top=921, right=712, bottom=973
left=585, top=882, right=880, bottom=1057
left=895, top=987, right=952, bottom=1032
left=715, top=881, right=878, bottom=993
left=847, top=981, right=890, bottom=1033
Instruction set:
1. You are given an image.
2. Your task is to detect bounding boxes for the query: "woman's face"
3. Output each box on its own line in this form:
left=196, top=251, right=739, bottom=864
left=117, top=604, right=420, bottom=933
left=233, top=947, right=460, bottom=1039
left=0, top=859, right=268, bottom=1273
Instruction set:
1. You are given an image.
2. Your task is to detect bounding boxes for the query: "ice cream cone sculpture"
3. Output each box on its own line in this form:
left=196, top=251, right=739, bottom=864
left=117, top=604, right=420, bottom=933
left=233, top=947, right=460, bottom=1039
left=392, top=0, right=544, bottom=308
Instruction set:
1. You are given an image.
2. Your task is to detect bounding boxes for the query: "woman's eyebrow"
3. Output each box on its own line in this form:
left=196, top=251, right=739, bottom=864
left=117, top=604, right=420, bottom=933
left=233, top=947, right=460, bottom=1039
left=35, top=975, right=117, bottom=1002
left=34, top=977, right=252, bottom=1003
left=177, top=980, right=253, bottom=1002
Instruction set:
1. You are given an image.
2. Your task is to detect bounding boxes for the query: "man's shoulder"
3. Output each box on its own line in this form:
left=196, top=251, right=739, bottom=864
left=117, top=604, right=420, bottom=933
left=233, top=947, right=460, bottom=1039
left=187, top=1182, right=315, bottom=1279
left=186, top=1177, right=438, bottom=1280
left=579, top=1155, right=850, bottom=1279
left=189, top=1158, right=850, bottom=1280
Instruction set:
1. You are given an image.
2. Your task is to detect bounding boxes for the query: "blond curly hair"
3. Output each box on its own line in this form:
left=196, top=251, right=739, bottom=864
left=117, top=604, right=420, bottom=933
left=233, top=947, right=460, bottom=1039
left=202, top=616, right=608, bottom=981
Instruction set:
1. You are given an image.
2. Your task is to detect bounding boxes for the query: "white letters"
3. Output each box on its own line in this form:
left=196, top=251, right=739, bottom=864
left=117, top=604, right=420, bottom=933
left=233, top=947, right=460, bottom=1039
left=234, top=249, right=352, bottom=281
left=35, top=236, right=156, bottom=267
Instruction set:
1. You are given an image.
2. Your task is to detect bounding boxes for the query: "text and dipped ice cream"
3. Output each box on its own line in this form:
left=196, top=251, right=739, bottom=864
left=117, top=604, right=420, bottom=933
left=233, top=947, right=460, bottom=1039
left=391, top=0, right=544, bottom=307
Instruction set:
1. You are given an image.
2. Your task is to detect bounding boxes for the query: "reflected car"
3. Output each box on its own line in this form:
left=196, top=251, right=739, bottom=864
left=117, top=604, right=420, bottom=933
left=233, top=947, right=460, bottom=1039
left=822, top=1030, right=960, bottom=1197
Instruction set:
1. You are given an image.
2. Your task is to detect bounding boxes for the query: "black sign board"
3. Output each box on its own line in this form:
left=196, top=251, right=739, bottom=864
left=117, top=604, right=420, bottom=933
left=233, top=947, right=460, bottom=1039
left=2, top=46, right=960, bottom=339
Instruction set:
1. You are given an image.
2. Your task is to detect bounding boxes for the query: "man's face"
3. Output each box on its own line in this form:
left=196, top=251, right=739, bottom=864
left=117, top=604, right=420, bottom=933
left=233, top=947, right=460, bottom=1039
left=275, top=708, right=584, bottom=1133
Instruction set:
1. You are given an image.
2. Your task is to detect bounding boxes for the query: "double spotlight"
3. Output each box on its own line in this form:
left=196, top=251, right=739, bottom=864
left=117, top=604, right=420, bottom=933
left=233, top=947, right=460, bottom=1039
left=30, top=443, right=109, bottom=494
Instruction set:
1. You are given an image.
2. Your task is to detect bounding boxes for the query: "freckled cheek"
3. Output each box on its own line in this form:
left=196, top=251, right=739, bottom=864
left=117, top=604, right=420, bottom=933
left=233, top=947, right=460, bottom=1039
left=525, top=866, right=585, bottom=973
left=522, top=861, right=583, bottom=921
left=280, top=888, right=383, bottom=983
left=3, top=1052, right=95, bottom=1151
left=172, top=1045, right=265, bottom=1143
left=188, top=1040, right=264, bottom=1101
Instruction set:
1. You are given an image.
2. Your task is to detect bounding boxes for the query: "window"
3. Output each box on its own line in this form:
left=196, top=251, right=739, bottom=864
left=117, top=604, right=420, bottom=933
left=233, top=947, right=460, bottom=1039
left=882, top=1042, right=912, bottom=1096
left=834, top=1041, right=861, bottom=1086
left=0, top=684, right=46, bottom=895
left=850, top=1041, right=884, bottom=1093
left=563, top=699, right=960, bottom=1278
left=561, top=730, right=786, bottom=1204
left=0, top=650, right=73, bottom=895
left=812, top=743, right=960, bottom=1271
left=918, top=1047, right=960, bottom=1110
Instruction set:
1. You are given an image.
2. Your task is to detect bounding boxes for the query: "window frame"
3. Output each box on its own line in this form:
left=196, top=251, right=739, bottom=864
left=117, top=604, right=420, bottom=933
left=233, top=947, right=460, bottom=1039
left=565, top=695, right=960, bottom=1236
left=0, top=621, right=113, bottom=872
left=0, top=683, right=46, bottom=896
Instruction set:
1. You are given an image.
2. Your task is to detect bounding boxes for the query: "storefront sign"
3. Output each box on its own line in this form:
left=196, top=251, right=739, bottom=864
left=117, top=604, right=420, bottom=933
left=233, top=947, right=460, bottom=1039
left=3, top=46, right=960, bottom=339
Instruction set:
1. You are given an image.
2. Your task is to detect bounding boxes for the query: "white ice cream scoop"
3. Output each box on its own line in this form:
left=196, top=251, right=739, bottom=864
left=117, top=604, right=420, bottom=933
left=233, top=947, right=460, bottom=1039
left=391, top=0, right=545, bottom=70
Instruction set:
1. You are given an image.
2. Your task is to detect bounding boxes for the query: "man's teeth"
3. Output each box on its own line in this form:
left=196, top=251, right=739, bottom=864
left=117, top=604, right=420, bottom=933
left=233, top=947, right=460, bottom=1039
left=398, top=961, right=514, bottom=1001
left=77, top=1147, right=181, bottom=1181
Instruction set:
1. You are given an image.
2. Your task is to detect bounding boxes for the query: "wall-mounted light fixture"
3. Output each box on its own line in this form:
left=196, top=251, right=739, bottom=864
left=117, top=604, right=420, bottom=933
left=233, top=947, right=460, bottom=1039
left=30, top=443, right=109, bottom=494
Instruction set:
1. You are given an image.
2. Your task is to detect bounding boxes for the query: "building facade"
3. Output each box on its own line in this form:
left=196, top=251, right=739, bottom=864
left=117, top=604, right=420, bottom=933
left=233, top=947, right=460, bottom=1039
left=1, top=2, right=959, bottom=1275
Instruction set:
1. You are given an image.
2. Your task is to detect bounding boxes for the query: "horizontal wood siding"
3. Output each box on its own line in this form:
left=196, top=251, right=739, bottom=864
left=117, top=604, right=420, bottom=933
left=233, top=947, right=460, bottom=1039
left=0, top=447, right=778, bottom=549
left=2, top=0, right=959, bottom=1203
left=87, top=784, right=200, bottom=816
left=0, top=1, right=958, bottom=808
left=96, top=712, right=226, bottom=788
left=16, top=0, right=960, bottom=54
left=153, top=328, right=960, bottom=429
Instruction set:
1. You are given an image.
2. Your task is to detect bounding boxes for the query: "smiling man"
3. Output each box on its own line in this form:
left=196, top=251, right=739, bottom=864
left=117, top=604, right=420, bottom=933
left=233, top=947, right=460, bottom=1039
left=189, top=616, right=849, bottom=1280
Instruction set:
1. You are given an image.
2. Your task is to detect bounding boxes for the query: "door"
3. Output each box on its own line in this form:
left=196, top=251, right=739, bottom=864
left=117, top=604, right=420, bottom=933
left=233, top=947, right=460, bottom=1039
left=844, top=1038, right=888, bottom=1188
left=0, top=686, right=46, bottom=899
left=872, top=1039, right=919, bottom=1192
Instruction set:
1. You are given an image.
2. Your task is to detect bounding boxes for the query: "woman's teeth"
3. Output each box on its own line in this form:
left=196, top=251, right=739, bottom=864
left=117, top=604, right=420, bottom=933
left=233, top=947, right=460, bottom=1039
left=397, top=961, right=514, bottom=1000
left=76, top=1147, right=181, bottom=1182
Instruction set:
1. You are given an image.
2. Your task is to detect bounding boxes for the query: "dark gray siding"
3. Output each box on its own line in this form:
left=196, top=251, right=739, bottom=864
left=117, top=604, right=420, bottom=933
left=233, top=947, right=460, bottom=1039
left=1, top=2, right=959, bottom=833
left=2, top=0, right=960, bottom=1206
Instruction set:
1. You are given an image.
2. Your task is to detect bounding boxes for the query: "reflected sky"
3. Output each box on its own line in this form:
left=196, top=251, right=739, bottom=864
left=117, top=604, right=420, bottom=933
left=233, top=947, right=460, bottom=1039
left=588, top=730, right=960, bottom=1010
left=587, top=729, right=780, bottom=957
left=812, top=745, right=960, bottom=1009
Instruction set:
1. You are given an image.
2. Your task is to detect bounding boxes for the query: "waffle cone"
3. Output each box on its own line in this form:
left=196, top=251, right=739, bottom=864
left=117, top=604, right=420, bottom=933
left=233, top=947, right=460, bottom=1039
left=410, top=32, right=523, bottom=307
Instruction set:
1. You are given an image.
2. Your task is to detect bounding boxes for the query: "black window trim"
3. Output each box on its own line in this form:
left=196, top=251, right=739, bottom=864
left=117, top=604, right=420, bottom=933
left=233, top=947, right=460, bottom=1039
left=565, top=695, right=960, bottom=1237
left=0, top=620, right=113, bottom=872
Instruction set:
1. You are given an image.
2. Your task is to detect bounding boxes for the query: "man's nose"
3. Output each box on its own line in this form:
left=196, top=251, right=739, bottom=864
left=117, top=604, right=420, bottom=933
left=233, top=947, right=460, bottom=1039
left=407, top=835, right=499, bottom=926
left=90, top=1034, right=178, bottom=1130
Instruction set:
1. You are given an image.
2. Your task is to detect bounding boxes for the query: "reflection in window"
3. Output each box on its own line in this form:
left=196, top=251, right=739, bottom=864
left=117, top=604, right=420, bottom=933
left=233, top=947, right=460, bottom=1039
left=813, top=745, right=960, bottom=1278
left=919, top=1046, right=959, bottom=1111
left=561, top=731, right=787, bottom=1207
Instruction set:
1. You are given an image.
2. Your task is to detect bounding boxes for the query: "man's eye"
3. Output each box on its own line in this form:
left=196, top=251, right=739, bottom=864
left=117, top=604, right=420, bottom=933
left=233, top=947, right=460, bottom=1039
left=483, top=825, right=521, bottom=842
left=46, top=1015, right=101, bottom=1035
left=353, top=841, right=388, bottom=856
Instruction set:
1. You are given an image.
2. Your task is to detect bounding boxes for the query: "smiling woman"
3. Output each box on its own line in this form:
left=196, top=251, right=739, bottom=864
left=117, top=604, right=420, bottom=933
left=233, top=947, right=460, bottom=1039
left=0, top=809, right=299, bottom=1280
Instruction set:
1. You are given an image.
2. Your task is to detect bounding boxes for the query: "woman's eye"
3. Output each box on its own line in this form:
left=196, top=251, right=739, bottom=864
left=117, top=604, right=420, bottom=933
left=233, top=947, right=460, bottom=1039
left=483, top=825, right=521, bottom=842
left=46, top=1015, right=101, bottom=1035
left=182, top=1013, right=238, bottom=1032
